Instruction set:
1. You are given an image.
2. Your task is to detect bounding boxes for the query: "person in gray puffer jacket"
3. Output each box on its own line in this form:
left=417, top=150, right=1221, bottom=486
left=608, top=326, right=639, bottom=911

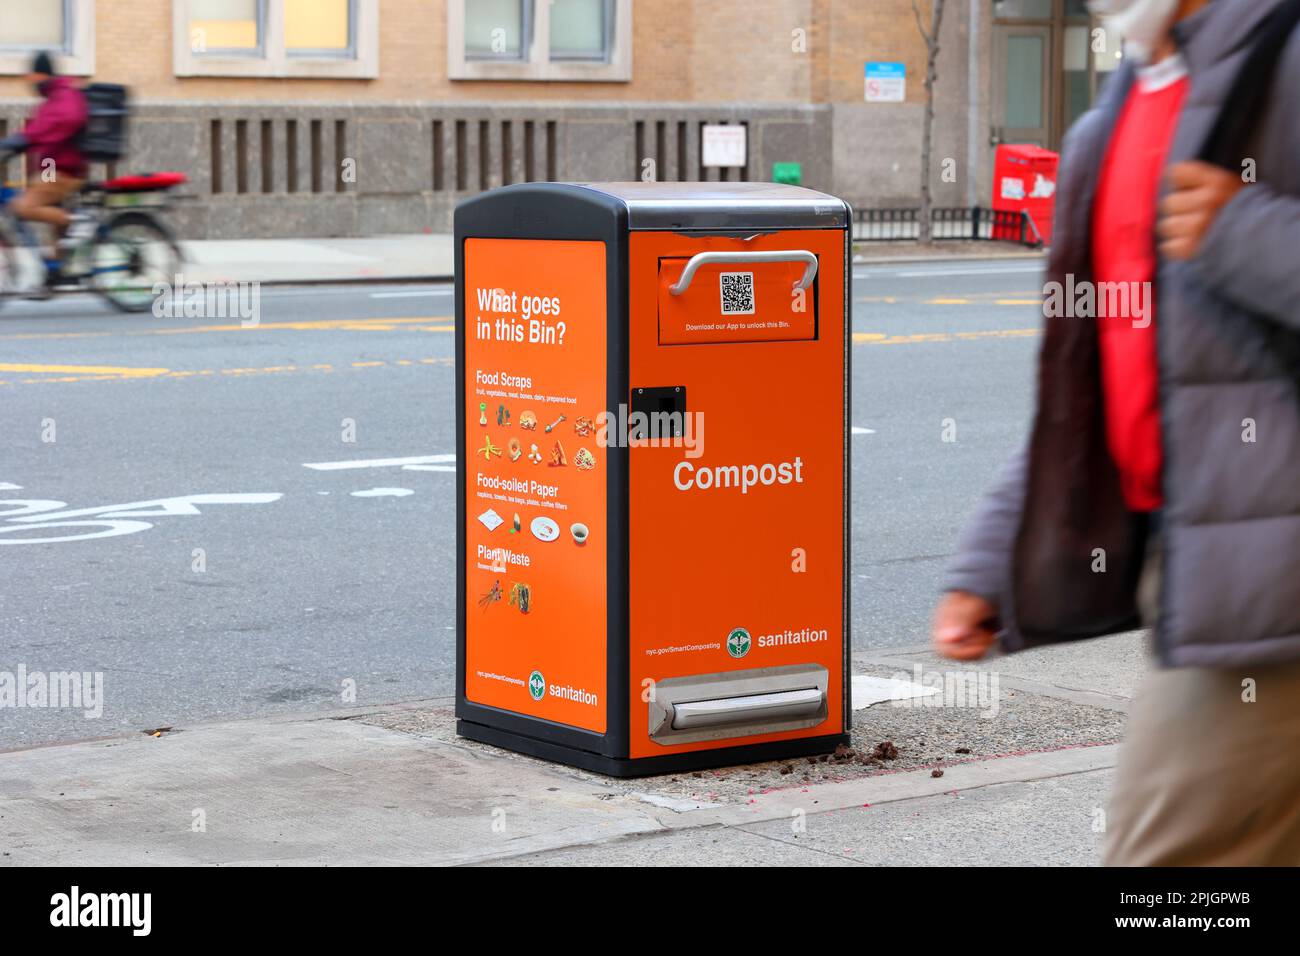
left=933, top=0, right=1300, bottom=865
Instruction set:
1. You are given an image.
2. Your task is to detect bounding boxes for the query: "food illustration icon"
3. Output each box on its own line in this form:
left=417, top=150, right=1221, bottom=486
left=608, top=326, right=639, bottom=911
left=548, top=441, right=567, bottom=467
left=478, top=402, right=488, bottom=426
left=570, top=522, right=589, bottom=545
left=508, top=438, right=522, bottom=462
left=544, top=414, right=567, bottom=433
left=508, top=582, right=531, bottom=614
left=574, top=447, right=596, bottom=471
left=478, top=435, right=503, bottom=460
left=497, top=404, right=511, bottom=427
left=527, top=443, right=543, bottom=464
left=519, top=410, right=538, bottom=431
left=530, top=516, right=560, bottom=542
left=478, top=580, right=503, bottom=609
left=573, top=416, right=596, bottom=437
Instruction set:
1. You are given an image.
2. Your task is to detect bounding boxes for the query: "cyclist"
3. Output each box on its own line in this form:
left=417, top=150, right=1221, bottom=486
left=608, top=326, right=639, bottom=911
left=0, top=51, right=90, bottom=293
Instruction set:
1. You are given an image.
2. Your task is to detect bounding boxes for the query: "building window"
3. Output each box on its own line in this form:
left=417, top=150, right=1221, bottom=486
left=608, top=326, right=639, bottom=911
left=173, top=0, right=376, bottom=78
left=0, top=0, right=93, bottom=75
left=449, top=0, right=631, bottom=82
left=0, top=0, right=68, bottom=50
left=286, top=0, right=355, bottom=59
left=994, top=0, right=1054, bottom=17
left=190, top=0, right=265, bottom=56
left=550, top=0, right=613, bottom=62
left=465, top=0, right=529, bottom=62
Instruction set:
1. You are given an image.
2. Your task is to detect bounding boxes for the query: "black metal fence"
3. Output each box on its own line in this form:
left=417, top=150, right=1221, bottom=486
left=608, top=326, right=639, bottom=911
left=853, top=207, right=1043, bottom=246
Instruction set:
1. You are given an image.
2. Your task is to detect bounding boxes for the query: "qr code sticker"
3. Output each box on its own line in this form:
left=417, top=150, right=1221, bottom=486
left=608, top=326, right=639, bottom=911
left=719, top=271, right=755, bottom=315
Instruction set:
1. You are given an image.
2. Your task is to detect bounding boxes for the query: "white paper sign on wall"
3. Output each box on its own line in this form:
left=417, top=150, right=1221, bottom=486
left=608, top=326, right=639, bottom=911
left=702, top=124, right=747, bottom=168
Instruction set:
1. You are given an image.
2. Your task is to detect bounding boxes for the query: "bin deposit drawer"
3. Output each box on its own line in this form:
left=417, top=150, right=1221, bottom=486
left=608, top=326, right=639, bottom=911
left=648, top=664, right=830, bottom=746
left=657, top=250, right=819, bottom=345
left=671, top=688, right=825, bottom=730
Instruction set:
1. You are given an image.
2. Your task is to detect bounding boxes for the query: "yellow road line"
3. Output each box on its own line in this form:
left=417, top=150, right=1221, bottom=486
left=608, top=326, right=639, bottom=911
left=0, top=357, right=454, bottom=386
left=0, top=362, right=170, bottom=378
left=853, top=328, right=1040, bottom=345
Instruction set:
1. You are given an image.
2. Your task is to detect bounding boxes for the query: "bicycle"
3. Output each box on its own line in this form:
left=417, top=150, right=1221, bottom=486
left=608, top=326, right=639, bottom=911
left=0, top=160, right=187, bottom=313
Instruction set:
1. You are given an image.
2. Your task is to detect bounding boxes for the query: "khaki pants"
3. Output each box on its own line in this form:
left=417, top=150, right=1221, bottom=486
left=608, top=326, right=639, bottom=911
left=1105, top=538, right=1300, bottom=865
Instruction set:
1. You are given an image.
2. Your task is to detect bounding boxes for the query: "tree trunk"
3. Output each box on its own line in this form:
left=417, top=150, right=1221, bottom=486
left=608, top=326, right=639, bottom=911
left=914, top=0, right=945, bottom=245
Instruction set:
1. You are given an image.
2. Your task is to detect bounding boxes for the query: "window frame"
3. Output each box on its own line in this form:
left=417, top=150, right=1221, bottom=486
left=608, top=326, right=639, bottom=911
left=449, top=0, right=632, bottom=82
left=173, top=0, right=378, bottom=79
left=0, top=0, right=94, bottom=76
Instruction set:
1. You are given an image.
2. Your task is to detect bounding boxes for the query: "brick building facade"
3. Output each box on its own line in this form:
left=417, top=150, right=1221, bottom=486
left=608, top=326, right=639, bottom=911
left=0, top=1, right=1117, bottom=238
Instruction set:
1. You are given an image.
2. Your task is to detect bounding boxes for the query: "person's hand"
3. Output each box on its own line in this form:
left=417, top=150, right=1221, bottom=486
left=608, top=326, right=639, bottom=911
left=932, top=591, right=999, bottom=661
left=1157, top=161, right=1248, bottom=261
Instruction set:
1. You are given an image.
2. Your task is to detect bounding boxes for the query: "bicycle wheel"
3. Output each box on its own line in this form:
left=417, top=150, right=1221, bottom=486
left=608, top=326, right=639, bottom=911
left=89, top=211, right=182, bottom=313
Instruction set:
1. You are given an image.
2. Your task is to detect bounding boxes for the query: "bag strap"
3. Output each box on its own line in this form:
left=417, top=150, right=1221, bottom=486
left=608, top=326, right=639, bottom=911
left=1198, top=0, right=1300, bottom=169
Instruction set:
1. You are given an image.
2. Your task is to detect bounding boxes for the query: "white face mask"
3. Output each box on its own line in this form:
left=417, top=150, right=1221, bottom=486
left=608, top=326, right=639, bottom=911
left=1087, top=0, right=1180, bottom=60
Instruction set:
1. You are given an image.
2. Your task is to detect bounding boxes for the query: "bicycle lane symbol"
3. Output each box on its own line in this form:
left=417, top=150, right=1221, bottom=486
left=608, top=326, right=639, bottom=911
left=0, top=494, right=284, bottom=545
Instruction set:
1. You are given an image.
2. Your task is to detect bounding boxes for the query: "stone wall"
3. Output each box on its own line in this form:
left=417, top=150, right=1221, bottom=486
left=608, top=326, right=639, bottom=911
left=2, top=101, right=833, bottom=238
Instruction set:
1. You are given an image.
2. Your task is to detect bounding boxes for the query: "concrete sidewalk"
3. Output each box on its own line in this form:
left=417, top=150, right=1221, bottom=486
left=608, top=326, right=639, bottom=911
left=0, top=634, right=1144, bottom=866
left=178, top=234, right=455, bottom=285
left=172, top=234, right=1043, bottom=285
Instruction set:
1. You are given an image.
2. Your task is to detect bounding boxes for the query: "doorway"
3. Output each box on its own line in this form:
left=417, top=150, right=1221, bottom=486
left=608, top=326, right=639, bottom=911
left=991, top=0, right=1120, bottom=151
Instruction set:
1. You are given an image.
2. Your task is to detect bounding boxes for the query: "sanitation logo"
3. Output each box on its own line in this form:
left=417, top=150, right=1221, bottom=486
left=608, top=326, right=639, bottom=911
left=528, top=670, right=546, bottom=701
left=726, top=628, right=752, bottom=659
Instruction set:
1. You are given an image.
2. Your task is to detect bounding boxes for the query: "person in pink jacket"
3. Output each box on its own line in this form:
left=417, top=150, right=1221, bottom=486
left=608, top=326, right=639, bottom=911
left=0, top=52, right=90, bottom=288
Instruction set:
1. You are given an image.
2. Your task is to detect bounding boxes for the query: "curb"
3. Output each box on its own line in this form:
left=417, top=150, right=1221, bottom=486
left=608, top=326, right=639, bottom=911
left=183, top=273, right=455, bottom=288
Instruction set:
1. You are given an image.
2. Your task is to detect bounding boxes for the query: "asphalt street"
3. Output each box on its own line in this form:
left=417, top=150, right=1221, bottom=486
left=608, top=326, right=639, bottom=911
left=0, top=257, right=1045, bottom=747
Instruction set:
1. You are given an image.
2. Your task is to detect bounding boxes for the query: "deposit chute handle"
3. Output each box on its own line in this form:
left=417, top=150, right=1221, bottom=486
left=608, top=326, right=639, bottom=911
left=667, top=250, right=818, bottom=295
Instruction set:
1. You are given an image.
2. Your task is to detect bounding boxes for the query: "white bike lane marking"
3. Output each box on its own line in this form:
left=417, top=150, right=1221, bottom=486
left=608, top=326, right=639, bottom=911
left=302, top=454, right=456, bottom=471
left=0, top=494, right=284, bottom=545
left=1, top=453, right=462, bottom=545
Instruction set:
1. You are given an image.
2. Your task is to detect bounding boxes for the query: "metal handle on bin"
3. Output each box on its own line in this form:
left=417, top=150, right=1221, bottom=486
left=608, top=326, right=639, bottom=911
left=669, top=688, right=825, bottom=731
left=668, top=250, right=818, bottom=296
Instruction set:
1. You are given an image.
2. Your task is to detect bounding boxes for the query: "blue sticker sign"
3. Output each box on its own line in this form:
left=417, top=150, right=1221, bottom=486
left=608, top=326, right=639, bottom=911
left=865, top=62, right=906, bottom=102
